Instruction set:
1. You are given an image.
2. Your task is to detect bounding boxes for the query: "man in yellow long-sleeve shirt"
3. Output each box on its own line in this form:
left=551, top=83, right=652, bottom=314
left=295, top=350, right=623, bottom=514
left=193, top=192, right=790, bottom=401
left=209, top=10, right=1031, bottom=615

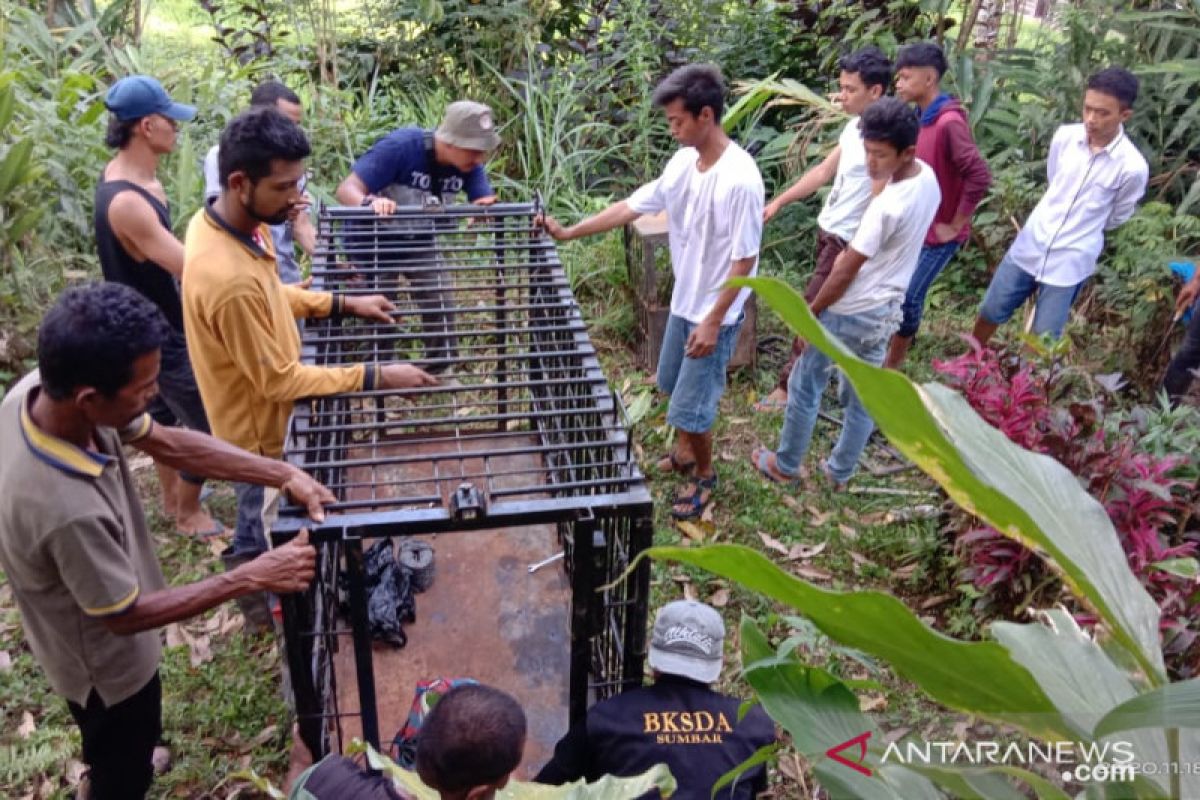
left=183, top=106, right=436, bottom=623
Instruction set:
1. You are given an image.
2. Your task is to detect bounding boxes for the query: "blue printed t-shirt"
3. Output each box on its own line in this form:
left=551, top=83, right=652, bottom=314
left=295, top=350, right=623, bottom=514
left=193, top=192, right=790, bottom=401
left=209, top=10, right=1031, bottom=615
left=351, top=127, right=493, bottom=202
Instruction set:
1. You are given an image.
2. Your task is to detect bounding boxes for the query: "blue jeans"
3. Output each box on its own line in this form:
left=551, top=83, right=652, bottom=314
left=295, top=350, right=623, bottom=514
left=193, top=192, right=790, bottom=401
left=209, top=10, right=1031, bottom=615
left=657, top=313, right=742, bottom=434
left=898, top=241, right=960, bottom=338
left=775, top=302, right=901, bottom=483
left=978, top=254, right=1084, bottom=339
left=232, top=482, right=277, bottom=557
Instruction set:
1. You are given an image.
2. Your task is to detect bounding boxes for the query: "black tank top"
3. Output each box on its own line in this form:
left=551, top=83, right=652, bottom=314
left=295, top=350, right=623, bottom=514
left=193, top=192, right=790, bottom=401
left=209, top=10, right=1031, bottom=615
left=94, top=177, right=184, bottom=331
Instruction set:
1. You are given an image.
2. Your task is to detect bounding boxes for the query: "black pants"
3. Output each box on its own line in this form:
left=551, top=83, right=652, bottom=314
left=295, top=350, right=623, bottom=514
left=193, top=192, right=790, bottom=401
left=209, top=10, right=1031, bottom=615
left=67, top=672, right=162, bottom=800
left=1164, top=301, right=1200, bottom=405
left=146, top=329, right=211, bottom=485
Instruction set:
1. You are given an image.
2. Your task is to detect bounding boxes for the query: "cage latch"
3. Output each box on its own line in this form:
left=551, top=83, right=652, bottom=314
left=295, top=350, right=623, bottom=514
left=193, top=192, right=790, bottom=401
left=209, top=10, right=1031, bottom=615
left=449, top=482, right=487, bottom=522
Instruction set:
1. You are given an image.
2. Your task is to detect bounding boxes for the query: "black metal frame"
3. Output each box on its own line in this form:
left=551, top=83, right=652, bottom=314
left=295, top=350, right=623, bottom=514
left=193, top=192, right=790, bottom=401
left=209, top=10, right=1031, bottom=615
left=272, top=202, right=653, bottom=758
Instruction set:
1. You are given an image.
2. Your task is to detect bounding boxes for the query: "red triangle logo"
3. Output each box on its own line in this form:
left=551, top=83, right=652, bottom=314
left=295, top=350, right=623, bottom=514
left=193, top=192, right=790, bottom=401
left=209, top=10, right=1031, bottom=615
left=826, top=731, right=873, bottom=776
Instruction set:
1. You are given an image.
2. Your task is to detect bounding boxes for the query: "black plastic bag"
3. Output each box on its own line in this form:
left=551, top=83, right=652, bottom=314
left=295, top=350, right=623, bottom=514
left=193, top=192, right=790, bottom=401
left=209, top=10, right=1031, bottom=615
left=363, top=539, right=417, bottom=648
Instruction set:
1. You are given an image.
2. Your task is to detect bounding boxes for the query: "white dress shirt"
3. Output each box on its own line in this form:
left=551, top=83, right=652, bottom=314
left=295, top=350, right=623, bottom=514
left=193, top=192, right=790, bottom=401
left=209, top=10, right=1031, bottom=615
left=1007, top=123, right=1148, bottom=286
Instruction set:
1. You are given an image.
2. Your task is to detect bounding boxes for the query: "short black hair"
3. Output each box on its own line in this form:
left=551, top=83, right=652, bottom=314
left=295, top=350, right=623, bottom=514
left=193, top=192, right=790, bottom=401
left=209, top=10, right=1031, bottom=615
left=104, top=115, right=139, bottom=149
left=838, top=46, right=893, bottom=91
left=250, top=80, right=302, bottom=108
left=895, top=41, right=948, bottom=78
left=859, top=97, right=920, bottom=152
left=415, top=685, right=526, bottom=793
left=1087, top=67, right=1139, bottom=110
left=217, top=106, right=311, bottom=189
left=651, top=63, right=725, bottom=121
left=38, top=283, right=171, bottom=400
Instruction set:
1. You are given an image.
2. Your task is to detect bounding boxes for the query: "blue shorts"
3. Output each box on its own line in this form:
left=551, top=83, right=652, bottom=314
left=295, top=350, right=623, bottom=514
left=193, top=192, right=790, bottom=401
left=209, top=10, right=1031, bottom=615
left=978, top=255, right=1085, bottom=339
left=657, top=313, right=742, bottom=434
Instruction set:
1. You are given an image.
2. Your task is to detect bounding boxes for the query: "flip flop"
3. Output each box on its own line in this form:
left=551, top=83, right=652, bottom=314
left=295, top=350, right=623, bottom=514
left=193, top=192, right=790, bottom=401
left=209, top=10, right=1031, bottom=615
left=753, top=394, right=788, bottom=413
left=671, top=473, right=718, bottom=520
left=751, top=447, right=801, bottom=486
left=176, top=520, right=226, bottom=538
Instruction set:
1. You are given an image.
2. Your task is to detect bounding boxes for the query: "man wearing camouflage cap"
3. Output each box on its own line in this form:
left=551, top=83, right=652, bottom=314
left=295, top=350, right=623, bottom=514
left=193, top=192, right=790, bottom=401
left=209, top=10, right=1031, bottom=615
left=537, top=599, right=776, bottom=798
left=335, top=101, right=501, bottom=373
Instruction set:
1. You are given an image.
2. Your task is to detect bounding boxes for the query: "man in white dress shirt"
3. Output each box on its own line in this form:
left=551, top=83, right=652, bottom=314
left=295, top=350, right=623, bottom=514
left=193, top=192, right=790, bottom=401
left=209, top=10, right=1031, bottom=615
left=972, top=67, right=1149, bottom=345
left=538, top=64, right=764, bottom=521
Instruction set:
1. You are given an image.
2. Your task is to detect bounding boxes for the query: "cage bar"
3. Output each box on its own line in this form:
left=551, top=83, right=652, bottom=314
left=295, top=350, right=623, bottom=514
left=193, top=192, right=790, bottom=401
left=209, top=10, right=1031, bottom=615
left=273, top=202, right=653, bottom=768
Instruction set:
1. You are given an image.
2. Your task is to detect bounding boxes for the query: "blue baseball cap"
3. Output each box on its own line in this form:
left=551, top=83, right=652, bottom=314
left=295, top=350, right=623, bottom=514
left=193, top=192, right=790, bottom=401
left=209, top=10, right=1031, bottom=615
left=104, top=76, right=196, bottom=123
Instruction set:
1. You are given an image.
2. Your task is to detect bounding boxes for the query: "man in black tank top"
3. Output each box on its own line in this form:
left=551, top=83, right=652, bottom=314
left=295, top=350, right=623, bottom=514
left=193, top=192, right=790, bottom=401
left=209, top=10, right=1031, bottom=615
left=95, top=75, right=225, bottom=540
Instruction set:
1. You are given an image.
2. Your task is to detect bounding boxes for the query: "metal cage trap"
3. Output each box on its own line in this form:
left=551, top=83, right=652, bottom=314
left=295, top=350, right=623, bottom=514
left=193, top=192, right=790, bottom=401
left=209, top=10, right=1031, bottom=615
left=271, top=200, right=653, bottom=768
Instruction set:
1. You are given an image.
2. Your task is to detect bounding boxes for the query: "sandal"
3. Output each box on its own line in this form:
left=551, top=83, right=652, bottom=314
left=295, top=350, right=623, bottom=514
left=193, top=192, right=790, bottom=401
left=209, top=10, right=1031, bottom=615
left=753, top=392, right=788, bottom=413
left=671, top=472, right=718, bottom=520
left=750, top=447, right=800, bottom=486
left=655, top=450, right=696, bottom=475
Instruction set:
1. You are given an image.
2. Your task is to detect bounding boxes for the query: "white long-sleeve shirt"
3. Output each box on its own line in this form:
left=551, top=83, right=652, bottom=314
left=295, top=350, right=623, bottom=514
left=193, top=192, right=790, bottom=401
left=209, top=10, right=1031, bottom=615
left=1007, top=123, right=1148, bottom=287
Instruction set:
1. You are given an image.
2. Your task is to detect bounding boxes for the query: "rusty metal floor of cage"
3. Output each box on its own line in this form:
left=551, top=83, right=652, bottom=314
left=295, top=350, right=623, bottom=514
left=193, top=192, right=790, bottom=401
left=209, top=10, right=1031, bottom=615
left=276, top=203, right=653, bottom=762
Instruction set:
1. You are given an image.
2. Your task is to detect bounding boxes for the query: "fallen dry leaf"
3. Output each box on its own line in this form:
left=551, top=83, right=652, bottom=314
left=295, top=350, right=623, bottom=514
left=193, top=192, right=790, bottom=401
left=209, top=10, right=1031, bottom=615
left=838, top=523, right=858, bottom=539
left=676, top=520, right=707, bottom=542
left=709, top=588, right=730, bottom=608
left=0, top=650, right=11, bottom=672
left=953, top=719, right=972, bottom=742
left=208, top=538, right=229, bottom=559
left=849, top=551, right=874, bottom=568
left=17, top=710, right=36, bottom=739
left=239, top=724, right=279, bottom=753
left=793, top=565, right=833, bottom=581
left=65, top=760, right=87, bottom=787
left=893, top=563, right=918, bottom=579
left=860, top=695, right=888, bottom=712
left=884, top=726, right=911, bottom=744
left=700, top=500, right=716, bottom=524
left=787, top=541, right=827, bottom=561
left=777, top=751, right=804, bottom=782
left=187, top=633, right=213, bottom=668
left=757, top=531, right=789, bottom=556
left=780, top=494, right=803, bottom=512
left=683, top=582, right=698, bottom=602
left=920, top=594, right=953, bottom=610
left=805, top=505, right=832, bottom=526
left=165, top=623, right=187, bottom=650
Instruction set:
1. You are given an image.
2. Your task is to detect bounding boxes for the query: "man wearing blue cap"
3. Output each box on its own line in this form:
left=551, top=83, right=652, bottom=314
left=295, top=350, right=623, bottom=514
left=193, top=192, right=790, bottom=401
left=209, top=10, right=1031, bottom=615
left=96, top=75, right=224, bottom=539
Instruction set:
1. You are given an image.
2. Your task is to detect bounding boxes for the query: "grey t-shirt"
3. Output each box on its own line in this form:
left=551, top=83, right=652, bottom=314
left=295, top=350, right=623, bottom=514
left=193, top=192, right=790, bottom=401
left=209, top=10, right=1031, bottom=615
left=0, top=371, right=165, bottom=706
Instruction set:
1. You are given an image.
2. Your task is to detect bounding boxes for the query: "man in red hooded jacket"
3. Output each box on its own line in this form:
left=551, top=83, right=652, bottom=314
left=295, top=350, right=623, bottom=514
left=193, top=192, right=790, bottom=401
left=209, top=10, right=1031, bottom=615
left=887, top=40, right=992, bottom=368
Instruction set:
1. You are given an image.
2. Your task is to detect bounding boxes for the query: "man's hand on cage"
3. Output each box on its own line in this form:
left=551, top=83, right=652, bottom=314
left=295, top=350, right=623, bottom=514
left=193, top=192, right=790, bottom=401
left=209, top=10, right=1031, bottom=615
left=344, top=293, right=397, bottom=323
left=380, top=364, right=440, bottom=389
left=246, top=529, right=317, bottom=593
left=281, top=467, right=335, bottom=523
left=535, top=213, right=570, bottom=241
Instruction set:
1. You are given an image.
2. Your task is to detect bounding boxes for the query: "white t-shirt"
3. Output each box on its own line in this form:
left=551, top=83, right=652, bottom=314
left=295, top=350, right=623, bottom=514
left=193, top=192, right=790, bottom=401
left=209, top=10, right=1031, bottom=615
left=816, top=117, right=872, bottom=242
left=830, top=160, right=941, bottom=316
left=626, top=143, right=764, bottom=326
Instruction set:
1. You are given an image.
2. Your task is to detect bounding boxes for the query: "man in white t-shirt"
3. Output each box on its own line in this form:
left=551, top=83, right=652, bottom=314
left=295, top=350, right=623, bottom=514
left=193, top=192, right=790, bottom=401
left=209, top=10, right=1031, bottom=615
left=756, top=47, right=892, bottom=413
left=202, top=81, right=315, bottom=285
left=539, top=64, right=763, bottom=520
left=752, top=98, right=940, bottom=489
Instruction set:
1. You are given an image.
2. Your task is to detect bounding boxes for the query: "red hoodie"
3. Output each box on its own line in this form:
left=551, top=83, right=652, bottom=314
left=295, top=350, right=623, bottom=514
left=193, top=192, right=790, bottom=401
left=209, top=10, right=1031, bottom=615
left=915, top=98, right=992, bottom=246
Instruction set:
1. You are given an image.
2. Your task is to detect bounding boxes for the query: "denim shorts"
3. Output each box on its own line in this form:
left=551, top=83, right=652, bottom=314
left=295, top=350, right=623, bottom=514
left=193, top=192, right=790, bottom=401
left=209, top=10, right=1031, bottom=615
left=978, top=254, right=1084, bottom=338
left=657, top=313, right=742, bottom=434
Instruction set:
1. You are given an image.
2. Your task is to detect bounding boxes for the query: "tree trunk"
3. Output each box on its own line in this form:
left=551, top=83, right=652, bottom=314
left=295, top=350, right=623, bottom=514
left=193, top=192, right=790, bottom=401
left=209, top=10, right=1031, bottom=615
left=957, top=0, right=986, bottom=52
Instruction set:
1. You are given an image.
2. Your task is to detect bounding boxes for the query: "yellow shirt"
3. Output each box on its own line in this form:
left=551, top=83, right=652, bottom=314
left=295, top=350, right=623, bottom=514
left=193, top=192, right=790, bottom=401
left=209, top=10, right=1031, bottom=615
left=182, top=204, right=369, bottom=458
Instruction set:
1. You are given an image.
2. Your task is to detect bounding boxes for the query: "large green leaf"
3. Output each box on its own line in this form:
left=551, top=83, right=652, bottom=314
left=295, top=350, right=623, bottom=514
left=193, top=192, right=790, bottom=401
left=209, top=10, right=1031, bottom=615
left=730, top=276, right=1166, bottom=684
left=1094, top=680, right=1200, bottom=738
left=342, top=740, right=678, bottom=799
left=739, top=617, right=943, bottom=800
left=992, top=610, right=1169, bottom=797
left=652, top=544, right=1071, bottom=739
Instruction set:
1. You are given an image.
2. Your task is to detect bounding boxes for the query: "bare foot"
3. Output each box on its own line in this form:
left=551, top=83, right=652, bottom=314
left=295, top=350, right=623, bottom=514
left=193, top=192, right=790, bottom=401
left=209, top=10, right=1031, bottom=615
left=753, top=387, right=788, bottom=413
left=655, top=450, right=696, bottom=474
